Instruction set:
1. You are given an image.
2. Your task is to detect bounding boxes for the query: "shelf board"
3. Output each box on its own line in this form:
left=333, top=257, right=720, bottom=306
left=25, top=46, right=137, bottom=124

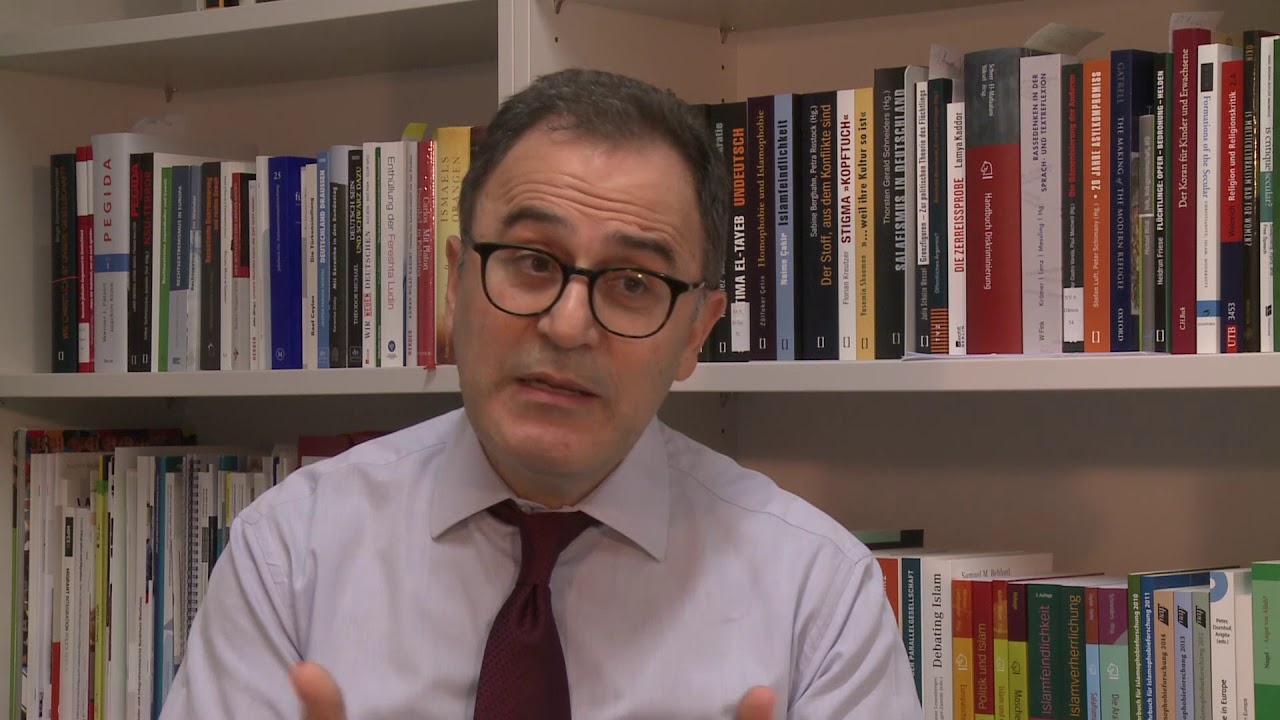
left=568, top=0, right=1009, bottom=33
left=2, top=354, right=1279, bottom=398
left=0, top=0, right=498, bottom=92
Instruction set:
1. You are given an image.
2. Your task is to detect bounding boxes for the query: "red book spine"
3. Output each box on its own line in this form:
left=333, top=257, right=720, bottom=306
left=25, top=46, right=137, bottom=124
left=1170, top=27, right=1211, bottom=353
left=76, top=145, right=95, bottom=373
left=964, top=48, right=1031, bottom=354
left=416, top=138, right=437, bottom=369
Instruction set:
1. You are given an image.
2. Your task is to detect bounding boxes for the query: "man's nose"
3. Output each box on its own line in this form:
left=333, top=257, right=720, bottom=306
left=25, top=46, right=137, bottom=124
left=537, top=276, right=601, bottom=349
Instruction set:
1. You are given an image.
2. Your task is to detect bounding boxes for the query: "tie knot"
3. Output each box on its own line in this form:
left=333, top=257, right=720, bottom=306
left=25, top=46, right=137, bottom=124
left=489, top=499, right=597, bottom=586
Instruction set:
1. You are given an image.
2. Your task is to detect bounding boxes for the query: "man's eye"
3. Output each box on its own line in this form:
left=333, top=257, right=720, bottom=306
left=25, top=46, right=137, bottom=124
left=514, top=252, right=555, bottom=273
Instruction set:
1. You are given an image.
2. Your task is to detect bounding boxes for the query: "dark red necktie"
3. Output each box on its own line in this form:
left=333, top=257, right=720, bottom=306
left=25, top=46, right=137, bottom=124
left=474, top=499, right=597, bottom=719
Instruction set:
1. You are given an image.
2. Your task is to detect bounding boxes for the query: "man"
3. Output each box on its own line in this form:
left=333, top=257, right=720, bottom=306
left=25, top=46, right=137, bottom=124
left=159, top=68, right=920, bottom=719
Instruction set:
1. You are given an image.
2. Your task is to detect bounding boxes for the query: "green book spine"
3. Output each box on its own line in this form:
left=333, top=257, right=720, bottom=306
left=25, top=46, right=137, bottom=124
left=1059, top=586, right=1087, bottom=719
left=1028, top=585, right=1056, bottom=720
left=1253, top=561, right=1280, bottom=717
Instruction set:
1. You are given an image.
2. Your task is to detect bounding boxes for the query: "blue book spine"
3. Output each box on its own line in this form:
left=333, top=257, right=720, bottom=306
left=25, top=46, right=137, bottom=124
left=317, top=151, right=330, bottom=368
left=1173, top=590, right=1193, bottom=720
left=1087, top=632, right=1101, bottom=720
left=269, top=156, right=313, bottom=369
left=902, top=557, right=923, bottom=699
left=774, top=93, right=795, bottom=360
left=1140, top=572, right=1209, bottom=720
left=1110, top=49, right=1157, bottom=351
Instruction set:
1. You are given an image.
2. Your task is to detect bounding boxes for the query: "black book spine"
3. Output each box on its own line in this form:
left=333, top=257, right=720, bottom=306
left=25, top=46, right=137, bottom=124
left=329, top=179, right=348, bottom=368
left=709, top=101, right=750, bottom=361
left=51, top=153, right=78, bottom=372
left=347, top=148, right=364, bottom=368
left=138, top=153, right=154, bottom=372
left=748, top=96, right=777, bottom=360
left=874, top=67, right=908, bottom=358
left=1154, top=54, right=1171, bottom=353
left=127, top=153, right=143, bottom=371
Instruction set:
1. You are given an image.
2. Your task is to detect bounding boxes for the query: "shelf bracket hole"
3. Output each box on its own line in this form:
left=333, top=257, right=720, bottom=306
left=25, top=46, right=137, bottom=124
left=719, top=25, right=733, bottom=44
left=554, top=0, right=565, bottom=14
left=164, top=84, right=176, bottom=103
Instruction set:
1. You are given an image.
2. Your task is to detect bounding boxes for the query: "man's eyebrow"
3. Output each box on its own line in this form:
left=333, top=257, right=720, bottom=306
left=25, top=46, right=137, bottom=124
left=500, top=205, right=568, bottom=232
left=609, top=231, right=676, bottom=267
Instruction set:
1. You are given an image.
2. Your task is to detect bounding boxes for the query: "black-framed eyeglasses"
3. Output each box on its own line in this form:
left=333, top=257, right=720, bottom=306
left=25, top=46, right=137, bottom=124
left=466, top=240, right=706, bottom=339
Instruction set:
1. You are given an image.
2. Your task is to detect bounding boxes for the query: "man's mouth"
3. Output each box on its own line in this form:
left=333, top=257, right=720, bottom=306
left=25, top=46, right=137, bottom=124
left=517, top=373, right=598, bottom=398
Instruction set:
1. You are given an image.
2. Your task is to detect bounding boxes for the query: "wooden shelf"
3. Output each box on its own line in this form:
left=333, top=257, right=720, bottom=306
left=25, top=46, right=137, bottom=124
left=568, top=0, right=1009, bottom=33
left=3, top=354, right=1280, bottom=398
left=0, top=0, right=498, bottom=92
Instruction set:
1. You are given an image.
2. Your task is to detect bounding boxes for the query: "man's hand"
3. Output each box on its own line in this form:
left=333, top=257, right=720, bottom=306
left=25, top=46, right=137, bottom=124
left=290, top=661, right=774, bottom=720
left=290, top=662, right=346, bottom=720
left=736, top=686, right=777, bottom=720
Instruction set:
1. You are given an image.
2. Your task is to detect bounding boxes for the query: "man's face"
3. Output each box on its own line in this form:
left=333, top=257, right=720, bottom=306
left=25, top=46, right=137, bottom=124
left=444, top=122, right=726, bottom=495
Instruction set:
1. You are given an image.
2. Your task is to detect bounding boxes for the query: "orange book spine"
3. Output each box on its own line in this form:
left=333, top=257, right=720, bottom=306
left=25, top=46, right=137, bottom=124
left=1083, top=58, right=1112, bottom=352
left=955, top=578, right=976, bottom=720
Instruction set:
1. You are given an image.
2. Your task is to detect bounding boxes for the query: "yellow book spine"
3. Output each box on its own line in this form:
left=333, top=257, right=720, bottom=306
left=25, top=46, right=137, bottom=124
left=433, top=126, right=473, bottom=364
left=853, top=87, right=876, bottom=359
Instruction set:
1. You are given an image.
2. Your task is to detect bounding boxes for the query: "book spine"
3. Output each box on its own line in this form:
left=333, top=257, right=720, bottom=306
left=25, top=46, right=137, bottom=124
left=836, top=89, right=856, bottom=359
left=974, top=581, right=995, bottom=720
left=1262, top=36, right=1277, bottom=352
left=51, top=153, right=78, bottom=373
left=362, top=144, right=376, bottom=367
left=234, top=173, right=252, bottom=370
left=1028, top=585, right=1055, bottom=720
left=76, top=146, right=94, bottom=373
left=157, top=167, right=171, bottom=372
left=1084, top=59, right=1112, bottom=352
left=1061, top=587, right=1087, bottom=720
left=1253, top=562, right=1280, bottom=716
left=127, top=153, right=145, bottom=372
left=748, top=97, right=776, bottom=360
left=328, top=154, right=348, bottom=369
left=1111, top=51, right=1157, bottom=352
left=1085, top=587, right=1101, bottom=720
left=1021, top=54, right=1066, bottom=354
left=1222, top=59, right=1245, bottom=353
left=1193, top=590, right=1210, bottom=720
left=1097, top=587, right=1130, bottom=720
left=948, top=101, right=968, bottom=354
left=1242, top=32, right=1275, bottom=351
left=1009, top=584, right=1031, bottom=720
left=927, top=79, right=954, bottom=353
left=416, top=140, right=436, bottom=369
left=348, top=148, right=364, bottom=368
left=1198, top=45, right=1235, bottom=353
left=915, top=79, right=931, bottom=353
left=799, top=92, right=839, bottom=359
left=317, top=151, right=330, bottom=368
left=993, top=582, right=1011, bottom=720
left=91, top=135, right=130, bottom=373
left=855, top=88, right=878, bottom=358
left=964, top=49, right=1028, bottom=354
left=774, top=93, right=796, bottom=360
left=1139, top=114, right=1156, bottom=352
left=725, top=104, right=751, bottom=358
left=379, top=142, right=405, bottom=367
left=903, top=557, right=923, bottom=699
left=955, top=579, right=976, bottom=720
left=1172, top=28, right=1210, bottom=353
left=200, top=162, right=221, bottom=370
left=1063, top=63, right=1086, bottom=352
left=875, top=68, right=907, bottom=358
left=1154, top=55, right=1171, bottom=353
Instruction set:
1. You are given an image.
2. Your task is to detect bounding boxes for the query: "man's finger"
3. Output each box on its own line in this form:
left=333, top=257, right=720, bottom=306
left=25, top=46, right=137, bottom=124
left=735, top=685, right=777, bottom=720
left=289, top=661, right=347, bottom=720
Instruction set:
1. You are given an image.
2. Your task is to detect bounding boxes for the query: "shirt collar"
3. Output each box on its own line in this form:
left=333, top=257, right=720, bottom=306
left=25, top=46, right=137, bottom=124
left=429, top=410, right=670, bottom=561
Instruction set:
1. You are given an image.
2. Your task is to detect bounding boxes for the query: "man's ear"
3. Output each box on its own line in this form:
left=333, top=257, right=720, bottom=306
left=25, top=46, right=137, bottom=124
left=441, top=235, right=465, bottom=363
left=675, top=288, right=727, bottom=382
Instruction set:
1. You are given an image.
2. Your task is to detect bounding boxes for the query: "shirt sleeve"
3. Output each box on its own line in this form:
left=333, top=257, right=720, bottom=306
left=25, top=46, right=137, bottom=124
left=157, top=506, right=305, bottom=720
left=789, top=554, right=922, bottom=719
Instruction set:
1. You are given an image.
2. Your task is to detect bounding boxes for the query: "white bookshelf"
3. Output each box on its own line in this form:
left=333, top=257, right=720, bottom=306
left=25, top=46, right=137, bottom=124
left=0, top=0, right=499, bottom=92
left=2, top=354, right=1280, bottom=397
left=4, top=0, right=1280, bottom=714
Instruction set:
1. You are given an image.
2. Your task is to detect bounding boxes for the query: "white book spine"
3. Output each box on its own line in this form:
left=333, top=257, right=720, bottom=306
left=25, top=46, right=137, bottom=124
left=1235, top=589, right=1254, bottom=720
left=837, top=88, right=858, bottom=359
left=363, top=142, right=377, bottom=367
left=91, top=135, right=132, bottom=373
left=379, top=141, right=406, bottom=367
left=1020, top=54, right=1067, bottom=354
left=303, top=164, right=319, bottom=370
left=1198, top=45, right=1237, bottom=353
left=913, top=80, right=930, bottom=352
left=1209, top=569, right=1246, bottom=720
left=947, top=101, right=967, bottom=354
left=1261, top=36, right=1276, bottom=352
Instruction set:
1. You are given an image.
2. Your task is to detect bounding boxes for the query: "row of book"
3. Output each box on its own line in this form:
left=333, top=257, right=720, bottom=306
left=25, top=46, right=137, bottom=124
left=874, top=546, right=1279, bottom=720
left=694, top=18, right=1280, bottom=362
left=49, top=124, right=484, bottom=374
left=5, top=426, right=381, bottom=720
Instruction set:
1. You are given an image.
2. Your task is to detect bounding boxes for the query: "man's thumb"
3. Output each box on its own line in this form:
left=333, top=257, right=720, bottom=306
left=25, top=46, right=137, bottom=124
left=735, top=685, right=777, bottom=720
left=290, top=661, right=347, bottom=720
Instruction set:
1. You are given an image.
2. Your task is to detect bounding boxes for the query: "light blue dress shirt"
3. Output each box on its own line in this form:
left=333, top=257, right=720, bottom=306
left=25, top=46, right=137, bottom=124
left=159, top=407, right=921, bottom=719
